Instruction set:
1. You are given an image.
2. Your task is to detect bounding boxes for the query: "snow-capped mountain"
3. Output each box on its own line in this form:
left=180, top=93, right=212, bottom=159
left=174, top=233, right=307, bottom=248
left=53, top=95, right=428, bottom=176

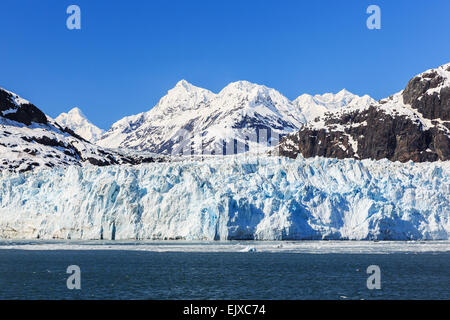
left=97, top=80, right=216, bottom=153
left=293, top=89, right=376, bottom=122
left=0, top=87, right=163, bottom=172
left=276, top=62, right=450, bottom=162
left=188, top=80, right=305, bottom=155
left=97, top=80, right=306, bottom=155
left=55, top=107, right=104, bottom=143
left=98, top=80, right=372, bottom=156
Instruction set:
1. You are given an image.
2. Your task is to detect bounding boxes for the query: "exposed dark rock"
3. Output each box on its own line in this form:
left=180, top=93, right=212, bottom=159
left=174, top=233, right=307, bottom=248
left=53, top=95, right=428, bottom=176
left=403, top=71, right=449, bottom=120
left=276, top=64, right=450, bottom=162
left=0, top=89, right=47, bottom=125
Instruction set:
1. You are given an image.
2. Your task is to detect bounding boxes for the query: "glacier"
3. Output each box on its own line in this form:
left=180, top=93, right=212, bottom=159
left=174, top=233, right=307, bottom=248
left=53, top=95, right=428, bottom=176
left=0, top=155, right=448, bottom=241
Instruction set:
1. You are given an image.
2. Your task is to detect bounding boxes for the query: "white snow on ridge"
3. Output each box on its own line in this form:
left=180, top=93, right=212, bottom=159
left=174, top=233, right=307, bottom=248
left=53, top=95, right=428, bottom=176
left=0, top=156, right=448, bottom=241
left=0, top=115, right=117, bottom=172
left=1, top=88, right=31, bottom=107
left=293, top=89, right=376, bottom=123
left=303, top=90, right=450, bottom=138
left=0, top=116, right=81, bottom=171
left=418, top=62, right=450, bottom=96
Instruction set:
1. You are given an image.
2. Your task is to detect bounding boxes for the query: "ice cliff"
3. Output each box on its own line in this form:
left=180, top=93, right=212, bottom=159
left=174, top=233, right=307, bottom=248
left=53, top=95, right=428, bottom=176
left=0, top=156, right=448, bottom=240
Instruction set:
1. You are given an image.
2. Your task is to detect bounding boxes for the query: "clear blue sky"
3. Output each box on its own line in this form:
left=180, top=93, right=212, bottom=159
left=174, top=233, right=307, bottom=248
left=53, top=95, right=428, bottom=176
left=1, top=0, right=449, bottom=129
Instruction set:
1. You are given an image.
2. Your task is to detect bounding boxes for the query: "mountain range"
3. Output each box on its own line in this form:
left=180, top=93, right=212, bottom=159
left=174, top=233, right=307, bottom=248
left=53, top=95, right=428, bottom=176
left=1, top=62, right=449, bottom=172
left=59, top=80, right=375, bottom=155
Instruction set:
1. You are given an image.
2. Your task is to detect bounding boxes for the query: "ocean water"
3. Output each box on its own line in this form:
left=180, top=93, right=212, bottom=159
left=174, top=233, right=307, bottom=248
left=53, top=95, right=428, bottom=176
left=0, top=241, right=448, bottom=300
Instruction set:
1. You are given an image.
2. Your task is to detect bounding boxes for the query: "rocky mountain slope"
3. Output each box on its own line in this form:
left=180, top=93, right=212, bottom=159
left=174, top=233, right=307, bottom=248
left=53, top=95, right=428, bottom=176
left=0, top=88, right=163, bottom=172
left=276, top=63, right=450, bottom=162
left=55, top=107, right=104, bottom=143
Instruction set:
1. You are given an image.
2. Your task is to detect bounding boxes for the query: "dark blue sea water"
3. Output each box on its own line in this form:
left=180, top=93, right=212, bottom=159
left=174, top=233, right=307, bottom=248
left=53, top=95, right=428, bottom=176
left=0, top=247, right=449, bottom=299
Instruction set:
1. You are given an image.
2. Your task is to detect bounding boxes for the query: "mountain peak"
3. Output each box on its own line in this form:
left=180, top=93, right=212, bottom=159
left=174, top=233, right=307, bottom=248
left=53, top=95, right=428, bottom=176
left=56, top=107, right=104, bottom=142
left=165, top=80, right=213, bottom=98
left=220, top=80, right=266, bottom=93
left=143, top=80, right=216, bottom=120
left=175, top=79, right=193, bottom=90
left=67, top=107, right=85, bottom=117
left=336, top=88, right=351, bottom=96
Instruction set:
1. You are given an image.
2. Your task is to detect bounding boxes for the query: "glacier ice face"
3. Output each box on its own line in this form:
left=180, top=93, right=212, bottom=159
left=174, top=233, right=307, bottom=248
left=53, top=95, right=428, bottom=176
left=0, top=156, right=448, bottom=241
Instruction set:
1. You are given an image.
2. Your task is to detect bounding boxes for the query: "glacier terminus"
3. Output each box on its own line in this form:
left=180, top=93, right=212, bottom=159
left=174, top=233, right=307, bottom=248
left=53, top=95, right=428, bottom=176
left=0, top=155, right=448, bottom=241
